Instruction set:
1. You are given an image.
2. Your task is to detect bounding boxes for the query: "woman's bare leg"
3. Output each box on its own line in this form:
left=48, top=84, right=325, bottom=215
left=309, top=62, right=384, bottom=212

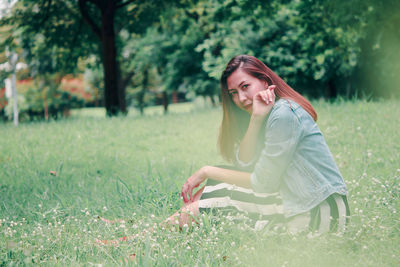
left=165, top=200, right=201, bottom=228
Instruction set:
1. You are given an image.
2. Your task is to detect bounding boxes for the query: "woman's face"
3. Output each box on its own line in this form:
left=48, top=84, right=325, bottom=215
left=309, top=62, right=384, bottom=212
left=226, top=68, right=267, bottom=114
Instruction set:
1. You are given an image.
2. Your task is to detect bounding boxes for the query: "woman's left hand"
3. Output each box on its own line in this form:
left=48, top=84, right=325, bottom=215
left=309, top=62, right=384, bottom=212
left=181, top=167, right=207, bottom=204
left=252, top=85, right=276, bottom=118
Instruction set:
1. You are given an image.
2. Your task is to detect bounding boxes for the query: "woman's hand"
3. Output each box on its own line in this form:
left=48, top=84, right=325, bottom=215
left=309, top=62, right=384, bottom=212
left=181, top=167, right=207, bottom=204
left=251, top=85, right=276, bottom=118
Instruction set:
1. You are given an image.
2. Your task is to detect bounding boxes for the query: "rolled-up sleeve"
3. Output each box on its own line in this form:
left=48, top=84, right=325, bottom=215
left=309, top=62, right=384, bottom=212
left=234, top=143, right=257, bottom=168
left=251, top=105, right=301, bottom=193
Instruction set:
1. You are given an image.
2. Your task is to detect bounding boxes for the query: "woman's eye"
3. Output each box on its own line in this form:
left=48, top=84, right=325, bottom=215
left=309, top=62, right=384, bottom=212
left=242, top=84, right=249, bottom=89
left=229, top=91, right=237, bottom=95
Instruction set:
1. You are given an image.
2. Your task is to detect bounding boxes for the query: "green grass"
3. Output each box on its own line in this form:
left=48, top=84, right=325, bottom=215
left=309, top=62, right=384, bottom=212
left=1, top=99, right=399, bottom=266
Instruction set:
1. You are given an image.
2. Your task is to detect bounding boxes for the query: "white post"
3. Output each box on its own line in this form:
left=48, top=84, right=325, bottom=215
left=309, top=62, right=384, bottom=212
left=11, top=69, right=18, bottom=126
left=5, top=48, right=19, bottom=126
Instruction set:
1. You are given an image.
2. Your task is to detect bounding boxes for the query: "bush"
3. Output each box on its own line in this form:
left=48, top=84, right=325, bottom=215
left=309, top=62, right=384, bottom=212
left=3, top=76, right=94, bottom=121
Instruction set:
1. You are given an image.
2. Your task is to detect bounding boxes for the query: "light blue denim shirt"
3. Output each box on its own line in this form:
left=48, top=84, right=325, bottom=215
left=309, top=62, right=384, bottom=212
left=240, top=99, right=347, bottom=218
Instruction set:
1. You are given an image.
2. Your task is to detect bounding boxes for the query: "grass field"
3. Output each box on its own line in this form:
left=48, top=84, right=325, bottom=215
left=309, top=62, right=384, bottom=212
left=1, top=99, right=399, bottom=266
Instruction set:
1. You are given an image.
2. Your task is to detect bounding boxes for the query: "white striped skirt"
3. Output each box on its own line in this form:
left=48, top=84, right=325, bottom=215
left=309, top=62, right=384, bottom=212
left=198, top=179, right=350, bottom=234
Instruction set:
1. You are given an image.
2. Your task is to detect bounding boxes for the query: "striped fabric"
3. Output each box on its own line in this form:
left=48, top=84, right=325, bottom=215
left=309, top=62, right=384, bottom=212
left=309, top=193, right=350, bottom=233
left=199, top=179, right=350, bottom=234
left=198, top=179, right=285, bottom=223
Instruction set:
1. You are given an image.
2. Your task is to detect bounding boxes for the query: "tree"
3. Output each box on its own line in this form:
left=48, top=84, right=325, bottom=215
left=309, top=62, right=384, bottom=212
left=78, top=0, right=129, bottom=116
left=1, top=0, right=174, bottom=116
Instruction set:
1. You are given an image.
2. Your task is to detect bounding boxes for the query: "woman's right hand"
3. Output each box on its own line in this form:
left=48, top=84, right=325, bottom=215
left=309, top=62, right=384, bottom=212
left=181, top=167, right=207, bottom=204
left=251, top=85, right=276, bottom=118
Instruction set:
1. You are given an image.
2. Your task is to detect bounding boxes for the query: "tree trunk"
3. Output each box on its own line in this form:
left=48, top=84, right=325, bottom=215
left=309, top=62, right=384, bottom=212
left=138, top=68, right=148, bottom=115
left=78, top=0, right=126, bottom=116
left=162, top=91, right=168, bottom=114
left=101, top=2, right=125, bottom=116
left=327, top=79, right=337, bottom=99
left=209, top=94, right=216, bottom=107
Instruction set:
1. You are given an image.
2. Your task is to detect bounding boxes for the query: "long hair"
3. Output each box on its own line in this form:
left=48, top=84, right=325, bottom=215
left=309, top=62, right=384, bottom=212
left=218, top=55, right=317, bottom=162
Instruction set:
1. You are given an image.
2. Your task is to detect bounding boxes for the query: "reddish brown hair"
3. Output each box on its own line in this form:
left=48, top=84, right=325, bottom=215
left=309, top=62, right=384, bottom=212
left=218, top=55, right=317, bottom=162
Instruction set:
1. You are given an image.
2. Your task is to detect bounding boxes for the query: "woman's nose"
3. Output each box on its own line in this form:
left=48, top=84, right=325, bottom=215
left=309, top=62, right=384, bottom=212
left=238, top=90, right=246, bottom=102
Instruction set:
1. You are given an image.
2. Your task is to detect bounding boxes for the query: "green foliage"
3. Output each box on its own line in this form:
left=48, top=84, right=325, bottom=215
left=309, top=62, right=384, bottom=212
left=138, top=0, right=400, bottom=99
left=4, top=0, right=96, bottom=75
left=1, top=0, right=400, bottom=119
left=0, top=100, right=399, bottom=265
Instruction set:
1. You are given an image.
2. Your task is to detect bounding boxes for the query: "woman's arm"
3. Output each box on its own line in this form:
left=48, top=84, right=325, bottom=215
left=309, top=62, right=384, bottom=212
left=237, top=115, right=268, bottom=163
left=237, top=86, right=276, bottom=164
left=181, top=166, right=251, bottom=203
left=203, top=166, right=251, bottom=188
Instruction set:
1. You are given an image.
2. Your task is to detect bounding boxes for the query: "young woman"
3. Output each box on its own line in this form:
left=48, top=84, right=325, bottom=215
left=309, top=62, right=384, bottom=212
left=173, top=55, right=349, bottom=234
left=98, top=55, right=350, bottom=247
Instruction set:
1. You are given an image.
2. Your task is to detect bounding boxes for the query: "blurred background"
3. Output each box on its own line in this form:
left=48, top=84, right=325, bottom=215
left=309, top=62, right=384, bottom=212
left=1, top=0, right=399, bottom=122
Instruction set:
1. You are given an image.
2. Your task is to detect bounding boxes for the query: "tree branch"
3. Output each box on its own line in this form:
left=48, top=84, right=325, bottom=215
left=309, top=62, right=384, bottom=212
left=185, top=10, right=199, bottom=21
left=116, top=0, right=136, bottom=9
left=78, top=0, right=102, bottom=40
left=120, top=70, right=135, bottom=91
left=39, top=0, right=52, bottom=25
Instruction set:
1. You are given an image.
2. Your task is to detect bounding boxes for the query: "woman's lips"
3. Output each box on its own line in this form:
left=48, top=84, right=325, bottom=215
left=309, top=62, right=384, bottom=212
left=244, top=103, right=252, bottom=110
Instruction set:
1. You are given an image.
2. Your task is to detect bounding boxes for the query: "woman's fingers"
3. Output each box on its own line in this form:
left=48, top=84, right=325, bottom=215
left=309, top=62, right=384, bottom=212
left=181, top=191, right=186, bottom=203
left=188, top=187, right=193, bottom=202
left=258, top=91, right=269, bottom=104
left=266, top=86, right=275, bottom=103
left=181, top=186, right=188, bottom=203
left=182, top=190, right=190, bottom=204
left=259, top=90, right=272, bottom=105
left=182, top=183, right=194, bottom=204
